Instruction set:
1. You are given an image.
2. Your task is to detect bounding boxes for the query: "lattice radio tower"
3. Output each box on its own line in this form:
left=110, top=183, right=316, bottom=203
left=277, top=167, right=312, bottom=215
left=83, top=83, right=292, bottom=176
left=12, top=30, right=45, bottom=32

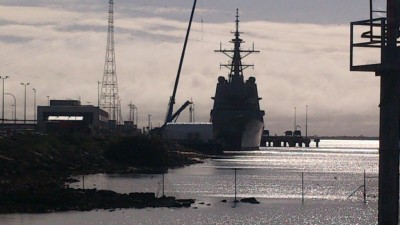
left=100, top=0, right=121, bottom=123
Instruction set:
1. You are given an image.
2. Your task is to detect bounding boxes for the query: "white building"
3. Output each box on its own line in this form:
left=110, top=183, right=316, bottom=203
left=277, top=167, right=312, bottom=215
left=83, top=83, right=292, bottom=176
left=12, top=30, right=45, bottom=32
left=162, top=122, right=213, bottom=143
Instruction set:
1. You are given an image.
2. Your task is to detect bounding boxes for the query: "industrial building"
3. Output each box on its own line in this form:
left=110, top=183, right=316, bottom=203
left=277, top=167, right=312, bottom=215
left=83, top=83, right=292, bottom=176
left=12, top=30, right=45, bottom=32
left=37, top=100, right=108, bottom=135
left=162, top=122, right=213, bottom=143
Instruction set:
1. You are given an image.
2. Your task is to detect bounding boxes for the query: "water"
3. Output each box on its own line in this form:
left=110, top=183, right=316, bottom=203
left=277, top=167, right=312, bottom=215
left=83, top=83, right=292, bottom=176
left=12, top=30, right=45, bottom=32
left=0, top=140, right=380, bottom=225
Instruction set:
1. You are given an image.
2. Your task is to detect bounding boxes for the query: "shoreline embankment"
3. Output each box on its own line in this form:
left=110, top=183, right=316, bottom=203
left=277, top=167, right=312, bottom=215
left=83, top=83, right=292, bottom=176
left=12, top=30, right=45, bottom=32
left=0, top=134, right=204, bottom=213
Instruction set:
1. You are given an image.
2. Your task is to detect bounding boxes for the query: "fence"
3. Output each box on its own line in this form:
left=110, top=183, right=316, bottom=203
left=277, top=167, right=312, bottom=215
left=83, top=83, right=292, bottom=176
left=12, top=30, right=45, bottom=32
left=72, top=170, right=380, bottom=203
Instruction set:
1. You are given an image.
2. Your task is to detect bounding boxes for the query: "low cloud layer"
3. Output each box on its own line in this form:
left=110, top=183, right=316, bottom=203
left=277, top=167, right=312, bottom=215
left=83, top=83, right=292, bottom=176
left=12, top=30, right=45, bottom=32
left=0, top=3, right=381, bottom=136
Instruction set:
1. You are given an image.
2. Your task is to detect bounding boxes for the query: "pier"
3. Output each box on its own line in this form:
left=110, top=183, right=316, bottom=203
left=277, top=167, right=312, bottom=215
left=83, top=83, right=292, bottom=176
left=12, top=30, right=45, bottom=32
left=260, top=130, right=320, bottom=148
left=261, top=136, right=320, bottom=148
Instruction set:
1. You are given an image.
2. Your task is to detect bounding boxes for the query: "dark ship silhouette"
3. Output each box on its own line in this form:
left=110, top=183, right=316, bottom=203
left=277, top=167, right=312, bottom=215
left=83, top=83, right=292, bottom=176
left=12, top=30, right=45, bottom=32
left=211, top=9, right=265, bottom=151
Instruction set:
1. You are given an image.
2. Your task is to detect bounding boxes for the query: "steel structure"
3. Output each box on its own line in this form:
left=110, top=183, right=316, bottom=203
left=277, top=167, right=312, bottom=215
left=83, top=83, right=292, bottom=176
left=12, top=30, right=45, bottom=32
left=128, top=101, right=138, bottom=126
left=350, top=0, right=400, bottom=224
left=100, top=0, right=121, bottom=123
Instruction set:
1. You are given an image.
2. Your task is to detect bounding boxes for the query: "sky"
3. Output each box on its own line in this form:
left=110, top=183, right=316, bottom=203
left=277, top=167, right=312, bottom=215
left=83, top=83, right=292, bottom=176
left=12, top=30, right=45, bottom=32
left=0, top=0, right=388, bottom=136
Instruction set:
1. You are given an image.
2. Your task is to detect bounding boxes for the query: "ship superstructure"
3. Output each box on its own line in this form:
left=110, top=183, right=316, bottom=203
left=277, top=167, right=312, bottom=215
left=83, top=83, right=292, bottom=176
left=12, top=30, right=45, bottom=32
left=210, top=9, right=265, bottom=151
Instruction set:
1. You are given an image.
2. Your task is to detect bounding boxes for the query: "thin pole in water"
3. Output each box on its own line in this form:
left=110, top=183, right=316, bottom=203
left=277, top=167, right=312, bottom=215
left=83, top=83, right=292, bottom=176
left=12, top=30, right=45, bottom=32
left=82, top=174, right=85, bottom=190
left=162, top=172, right=165, bottom=197
left=363, top=170, right=366, bottom=204
left=234, top=169, right=238, bottom=202
left=301, top=172, right=304, bottom=205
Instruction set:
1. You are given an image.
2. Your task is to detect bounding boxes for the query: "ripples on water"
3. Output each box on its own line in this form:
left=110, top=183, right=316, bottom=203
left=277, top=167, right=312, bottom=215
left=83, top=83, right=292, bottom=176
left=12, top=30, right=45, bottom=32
left=0, top=140, right=380, bottom=225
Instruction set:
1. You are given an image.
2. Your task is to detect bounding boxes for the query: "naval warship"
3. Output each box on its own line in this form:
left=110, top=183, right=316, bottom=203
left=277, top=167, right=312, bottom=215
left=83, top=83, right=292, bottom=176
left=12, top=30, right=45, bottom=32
left=210, top=9, right=265, bottom=151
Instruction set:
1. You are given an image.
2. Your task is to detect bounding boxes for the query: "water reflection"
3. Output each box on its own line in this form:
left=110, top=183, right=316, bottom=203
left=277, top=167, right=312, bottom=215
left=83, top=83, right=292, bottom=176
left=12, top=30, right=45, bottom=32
left=70, top=140, right=379, bottom=201
left=1, top=140, right=379, bottom=225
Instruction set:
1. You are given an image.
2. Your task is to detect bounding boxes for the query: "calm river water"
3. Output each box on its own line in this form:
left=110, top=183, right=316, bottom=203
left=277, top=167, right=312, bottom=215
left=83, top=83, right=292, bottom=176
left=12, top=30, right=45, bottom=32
left=0, top=140, right=380, bottom=225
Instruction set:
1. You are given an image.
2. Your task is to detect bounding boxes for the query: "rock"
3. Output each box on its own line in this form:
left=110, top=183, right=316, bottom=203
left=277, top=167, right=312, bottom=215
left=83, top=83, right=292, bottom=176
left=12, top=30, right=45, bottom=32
left=240, top=197, right=260, bottom=204
left=176, top=199, right=195, bottom=204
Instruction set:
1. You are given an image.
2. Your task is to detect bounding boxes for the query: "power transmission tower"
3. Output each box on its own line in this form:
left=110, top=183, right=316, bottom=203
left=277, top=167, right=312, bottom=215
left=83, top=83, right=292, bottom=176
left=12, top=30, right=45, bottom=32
left=100, top=0, right=121, bottom=123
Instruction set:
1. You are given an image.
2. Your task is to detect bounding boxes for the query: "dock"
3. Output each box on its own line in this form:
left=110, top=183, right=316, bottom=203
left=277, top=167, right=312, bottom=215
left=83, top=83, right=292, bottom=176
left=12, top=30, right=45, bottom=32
left=260, top=130, right=320, bottom=147
left=261, top=136, right=320, bottom=147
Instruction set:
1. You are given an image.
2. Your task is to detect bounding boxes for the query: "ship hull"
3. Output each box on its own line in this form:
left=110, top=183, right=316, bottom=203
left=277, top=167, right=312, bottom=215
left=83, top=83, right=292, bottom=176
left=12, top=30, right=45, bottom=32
left=212, top=111, right=264, bottom=151
left=241, top=118, right=264, bottom=150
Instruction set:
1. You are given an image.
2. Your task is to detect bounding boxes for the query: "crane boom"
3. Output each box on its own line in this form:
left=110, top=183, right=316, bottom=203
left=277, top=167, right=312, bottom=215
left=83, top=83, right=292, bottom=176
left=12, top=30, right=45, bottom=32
left=171, top=101, right=192, bottom=122
left=164, top=0, right=197, bottom=125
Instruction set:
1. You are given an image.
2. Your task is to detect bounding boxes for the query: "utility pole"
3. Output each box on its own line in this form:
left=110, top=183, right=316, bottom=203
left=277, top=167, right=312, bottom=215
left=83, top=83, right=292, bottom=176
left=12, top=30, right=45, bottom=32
left=148, top=114, right=152, bottom=132
left=189, top=99, right=195, bottom=123
left=118, top=98, right=123, bottom=124
left=1, top=76, right=9, bottom=129
left=305, top=105, right=308, bottom=138
left=32, top=88, right=36, bottom=123
left=294, top=107, right=297, bottom=131
left=20, top=83, right=30, bottom=124
left=97, top=81, right=101, bottom=108
left=128, top=102, right=137, bottom=125
left=350, top=1, right=400, bottom=223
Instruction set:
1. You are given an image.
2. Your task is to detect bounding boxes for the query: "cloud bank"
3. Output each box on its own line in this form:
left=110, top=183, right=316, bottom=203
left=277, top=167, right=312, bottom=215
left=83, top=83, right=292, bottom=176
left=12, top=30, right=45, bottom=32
left=0, top=3, right=380, bottom=136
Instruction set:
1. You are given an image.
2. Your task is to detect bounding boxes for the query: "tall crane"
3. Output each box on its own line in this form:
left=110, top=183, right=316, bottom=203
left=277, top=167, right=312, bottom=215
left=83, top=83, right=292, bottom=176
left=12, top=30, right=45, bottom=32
left=164, top=0, right=197, bottom=125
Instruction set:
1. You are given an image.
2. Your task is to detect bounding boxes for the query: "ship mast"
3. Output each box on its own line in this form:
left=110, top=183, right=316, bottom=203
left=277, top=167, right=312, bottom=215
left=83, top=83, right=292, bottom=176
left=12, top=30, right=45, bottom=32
left=215, top=9, right=259, bottom=84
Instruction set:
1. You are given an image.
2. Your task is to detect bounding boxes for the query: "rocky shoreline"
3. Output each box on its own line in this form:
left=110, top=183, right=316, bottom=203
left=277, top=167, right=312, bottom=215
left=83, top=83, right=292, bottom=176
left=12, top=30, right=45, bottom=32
left=0, top=134, right=205, bottom=213
left=1, top=187, right=195, bottom=213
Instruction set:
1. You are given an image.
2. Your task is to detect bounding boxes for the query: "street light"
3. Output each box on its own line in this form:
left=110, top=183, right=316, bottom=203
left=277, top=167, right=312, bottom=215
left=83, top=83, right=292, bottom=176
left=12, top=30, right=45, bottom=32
left=21, top=82, right=30, bottom=124
left=5, top=93, right=16, bottom=124
left=1, top=76, right=9, bottom=127
left=32, top=88, right=36, bottom=123
left=47, top=95, right=50, bottom=106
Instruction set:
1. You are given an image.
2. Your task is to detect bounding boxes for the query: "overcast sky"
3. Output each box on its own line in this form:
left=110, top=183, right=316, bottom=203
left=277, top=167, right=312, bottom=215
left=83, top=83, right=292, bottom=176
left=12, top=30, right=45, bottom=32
left=0, top=0, right=388, bottom=136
